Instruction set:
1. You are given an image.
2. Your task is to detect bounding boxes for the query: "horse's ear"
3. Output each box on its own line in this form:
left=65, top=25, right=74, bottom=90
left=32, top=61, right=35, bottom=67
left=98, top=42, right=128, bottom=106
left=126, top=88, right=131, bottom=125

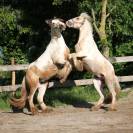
left=45, top=19, right=52, bottom=26
left=60, top=24, right=66, bottom=31
left=58, top=18, right=65, bottom=23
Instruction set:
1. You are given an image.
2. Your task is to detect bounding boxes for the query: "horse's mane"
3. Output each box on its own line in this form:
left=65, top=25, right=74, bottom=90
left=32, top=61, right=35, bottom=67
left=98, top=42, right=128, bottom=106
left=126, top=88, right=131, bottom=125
left=80, top=12, right=92, bottom=23
left=80, top=12, right=93, bottom=32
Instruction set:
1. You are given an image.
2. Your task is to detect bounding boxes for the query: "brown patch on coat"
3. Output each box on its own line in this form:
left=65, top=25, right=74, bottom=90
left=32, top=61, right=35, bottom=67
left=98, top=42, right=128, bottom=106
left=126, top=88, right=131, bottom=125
left=29, top=65, right=58, bottom=80
left=23, top=65, right=58, bottom=95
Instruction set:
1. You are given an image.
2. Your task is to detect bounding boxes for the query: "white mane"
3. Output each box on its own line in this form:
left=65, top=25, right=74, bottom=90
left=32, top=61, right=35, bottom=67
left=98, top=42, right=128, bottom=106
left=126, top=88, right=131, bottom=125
left=80, top=12, right=92, bottom=23
left=80, top=12, right=93, bottom=34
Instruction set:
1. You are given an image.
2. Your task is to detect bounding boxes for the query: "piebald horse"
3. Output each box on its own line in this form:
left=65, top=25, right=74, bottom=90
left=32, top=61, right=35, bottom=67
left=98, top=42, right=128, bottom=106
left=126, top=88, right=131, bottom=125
left=66, top=13, right=121, bottom=111
left=10, top=18, right=72, bottom=115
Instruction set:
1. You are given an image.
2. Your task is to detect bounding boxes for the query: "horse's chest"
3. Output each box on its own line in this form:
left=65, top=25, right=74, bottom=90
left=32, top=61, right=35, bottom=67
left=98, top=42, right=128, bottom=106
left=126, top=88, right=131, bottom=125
left=75, top=44, right=81, bottom=52
left=54, top=44, right=66, bottom=55
left=52, top=43, right=69, bottom=63
left=75, top=43, right=86, bottom=52
left=57, top=40, right=69, bottom=52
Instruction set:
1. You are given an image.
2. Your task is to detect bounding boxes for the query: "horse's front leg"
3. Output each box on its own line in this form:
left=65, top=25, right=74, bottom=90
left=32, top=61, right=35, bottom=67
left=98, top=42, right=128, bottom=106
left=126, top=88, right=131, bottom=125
left=69, top=53, right=84, bottom=72
left=57, top=61, right=72, bottom=83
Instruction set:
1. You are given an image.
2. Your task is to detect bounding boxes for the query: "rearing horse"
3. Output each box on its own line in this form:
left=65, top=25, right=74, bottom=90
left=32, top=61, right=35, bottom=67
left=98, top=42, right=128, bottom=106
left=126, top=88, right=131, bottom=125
left=66, top=13, right=121, bottom=111
left=10, top=18, right=72, bottom=115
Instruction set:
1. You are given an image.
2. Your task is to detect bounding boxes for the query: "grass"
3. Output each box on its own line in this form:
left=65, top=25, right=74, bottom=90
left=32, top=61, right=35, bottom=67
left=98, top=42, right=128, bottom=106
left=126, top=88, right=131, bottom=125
left=0, top=85, right=132, bottom=111
left=45, top=86, right=99, bottom=107
left=118, top=89, right=131, bottom=99
left=0, top=92, right=11, bottom=111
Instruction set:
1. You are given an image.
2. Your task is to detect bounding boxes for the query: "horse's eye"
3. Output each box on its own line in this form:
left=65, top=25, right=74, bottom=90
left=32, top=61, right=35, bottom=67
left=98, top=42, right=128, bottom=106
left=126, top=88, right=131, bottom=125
left=76, top=17, right=79, bottom=20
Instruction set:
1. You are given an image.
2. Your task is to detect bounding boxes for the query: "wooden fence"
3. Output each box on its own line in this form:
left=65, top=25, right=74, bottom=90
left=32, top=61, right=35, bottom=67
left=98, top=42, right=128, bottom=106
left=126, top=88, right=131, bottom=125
left=0, top=56, right=133, bottom=92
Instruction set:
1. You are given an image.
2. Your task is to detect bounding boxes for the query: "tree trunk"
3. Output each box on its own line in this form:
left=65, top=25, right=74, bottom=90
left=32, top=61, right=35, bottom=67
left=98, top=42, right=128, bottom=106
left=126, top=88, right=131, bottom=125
left=99, top=0, right=109, bottom=58
left=92, top=0, right=110, bottom=58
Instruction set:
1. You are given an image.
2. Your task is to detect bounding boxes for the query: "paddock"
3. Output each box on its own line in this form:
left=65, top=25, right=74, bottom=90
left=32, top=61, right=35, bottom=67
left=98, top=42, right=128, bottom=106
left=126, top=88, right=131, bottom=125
left=0, top=90, right=133, bottom=133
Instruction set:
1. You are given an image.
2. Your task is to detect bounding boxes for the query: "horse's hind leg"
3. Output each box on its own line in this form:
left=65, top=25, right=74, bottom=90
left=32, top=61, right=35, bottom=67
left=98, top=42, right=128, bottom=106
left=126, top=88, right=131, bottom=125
left=28, top=86, right=38, bottom=115
left=105, top=78, right=117, bottom=111
left=26, top=70, right=39, bottom=115
left=91, top=77, right=104, bottom=111
left=37, top=82, right=52, bottom=113
left=37, top=83, right=47, bottom=111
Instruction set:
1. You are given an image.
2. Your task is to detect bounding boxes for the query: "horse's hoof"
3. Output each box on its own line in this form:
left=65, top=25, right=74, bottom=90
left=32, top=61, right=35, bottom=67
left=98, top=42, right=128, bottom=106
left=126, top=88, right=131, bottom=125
left=31, top=107, right=39, bottom=115
left=42, top=107, right=53, bottom=113
left=90, top=106, right=99, bottom=111
left=108, top=107, right=117, bottom=111
left=23, top=108, right=32, bottom=115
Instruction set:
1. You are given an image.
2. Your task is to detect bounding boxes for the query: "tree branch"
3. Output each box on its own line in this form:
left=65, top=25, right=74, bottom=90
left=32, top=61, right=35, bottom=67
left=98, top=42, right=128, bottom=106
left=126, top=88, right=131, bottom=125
left=91, top=8, right=100, bottom=36
left=106, top=6, right=116, bottom=18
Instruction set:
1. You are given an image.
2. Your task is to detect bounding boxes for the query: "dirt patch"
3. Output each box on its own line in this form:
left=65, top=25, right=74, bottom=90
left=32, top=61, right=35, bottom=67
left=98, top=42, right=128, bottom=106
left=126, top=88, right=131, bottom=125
left=0, top=91, right=133, bottom=133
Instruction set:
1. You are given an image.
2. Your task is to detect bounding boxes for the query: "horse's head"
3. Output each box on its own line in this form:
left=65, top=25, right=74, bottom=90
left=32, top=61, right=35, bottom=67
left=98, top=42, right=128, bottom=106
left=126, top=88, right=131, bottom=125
left=45, top=18, right=66, bottom=31
left=66, top=12, right=92, bottom=29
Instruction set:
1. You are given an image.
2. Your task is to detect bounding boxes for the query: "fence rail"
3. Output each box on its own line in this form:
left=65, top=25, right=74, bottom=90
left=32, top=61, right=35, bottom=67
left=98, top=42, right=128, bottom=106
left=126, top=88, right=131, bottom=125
left=0, top=56, right=133, bottom=92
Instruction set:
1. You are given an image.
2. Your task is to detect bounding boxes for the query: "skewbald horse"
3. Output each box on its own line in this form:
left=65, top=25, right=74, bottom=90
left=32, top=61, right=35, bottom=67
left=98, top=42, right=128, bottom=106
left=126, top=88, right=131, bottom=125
left=66, top=13, right=121, bottom=111
left=10, top=18, right=72, bottom=115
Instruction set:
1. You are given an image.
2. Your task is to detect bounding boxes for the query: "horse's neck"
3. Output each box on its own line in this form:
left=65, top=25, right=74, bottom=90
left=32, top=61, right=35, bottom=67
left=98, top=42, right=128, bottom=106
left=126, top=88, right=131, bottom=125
left=46, top=34, right=66, bottom=56
left=32, top=34, right=65, bottom=67
left=51, top=28, right=62, bottom=38
left=77, top=21, right=97, bottom=49
left=51, top=34, right=63, bottom=41
left=51, top=34, right=65, bottom=46
left=36, top=35, right=64, bottom=60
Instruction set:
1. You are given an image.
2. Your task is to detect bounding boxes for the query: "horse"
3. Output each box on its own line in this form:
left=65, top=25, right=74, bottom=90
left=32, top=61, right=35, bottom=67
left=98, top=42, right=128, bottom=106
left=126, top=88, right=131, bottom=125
left=66, top=13, right=121, bottom=111
left=10, top=18, right=72, bottom=115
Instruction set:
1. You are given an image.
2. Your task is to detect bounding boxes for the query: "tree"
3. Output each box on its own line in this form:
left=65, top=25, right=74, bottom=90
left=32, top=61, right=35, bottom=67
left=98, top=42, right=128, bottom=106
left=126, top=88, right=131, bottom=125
left=0, top=6, right=31, bottom=64
left=92, top=0, right=110, bottom=57
left=0, top=0, right=132, bottom=62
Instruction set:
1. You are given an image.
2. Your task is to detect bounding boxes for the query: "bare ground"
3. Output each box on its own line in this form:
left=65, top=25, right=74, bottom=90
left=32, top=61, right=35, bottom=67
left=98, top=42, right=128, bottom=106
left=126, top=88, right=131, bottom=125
left=0, top=91, right=133, bottom=133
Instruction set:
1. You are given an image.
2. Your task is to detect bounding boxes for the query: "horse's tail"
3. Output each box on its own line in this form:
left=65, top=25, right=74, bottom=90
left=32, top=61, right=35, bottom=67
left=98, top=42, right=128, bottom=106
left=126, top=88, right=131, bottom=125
left=114, top=76, right=121, bottom=95
left=104, top=76, right=121, bottom=104
left=9, top=77, right=27, bottom=109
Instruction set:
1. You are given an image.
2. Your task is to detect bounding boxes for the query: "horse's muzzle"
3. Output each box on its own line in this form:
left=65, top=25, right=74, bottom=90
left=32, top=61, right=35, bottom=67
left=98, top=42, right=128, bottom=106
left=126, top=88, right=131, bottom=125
left=66, top=20, right=73, bottom=27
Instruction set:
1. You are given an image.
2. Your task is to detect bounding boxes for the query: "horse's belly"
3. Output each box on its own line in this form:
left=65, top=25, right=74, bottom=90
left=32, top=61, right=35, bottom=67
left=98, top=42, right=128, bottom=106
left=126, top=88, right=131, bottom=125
left=82, top=58, right=104, bottom=74
left=83, top=61, right=94, bottom=73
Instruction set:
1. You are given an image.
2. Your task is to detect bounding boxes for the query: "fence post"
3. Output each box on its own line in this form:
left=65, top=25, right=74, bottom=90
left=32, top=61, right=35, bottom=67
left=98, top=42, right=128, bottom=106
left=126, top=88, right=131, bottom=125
left=11, top=58, right=16, bottom=93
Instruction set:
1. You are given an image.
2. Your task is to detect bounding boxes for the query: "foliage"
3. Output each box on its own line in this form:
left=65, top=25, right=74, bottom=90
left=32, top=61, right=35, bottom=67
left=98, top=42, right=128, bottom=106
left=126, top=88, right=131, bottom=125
left=107, top=0, right=133, bottom=56
left=0, top=92, right=11, bottom=111
left=0, top=6, right=31, bottom=64
left=0, top=0, right=132, bottom=62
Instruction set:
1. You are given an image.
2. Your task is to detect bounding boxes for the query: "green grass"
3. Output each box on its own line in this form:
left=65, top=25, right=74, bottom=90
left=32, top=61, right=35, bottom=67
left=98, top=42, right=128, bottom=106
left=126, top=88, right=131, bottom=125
left=0, top=86, right=132, bottom=111
left=45, top=86, right=99, bottom=107
left=118, top=89, right=131, bottom=99
left=0, top=92, right=11, bottom=111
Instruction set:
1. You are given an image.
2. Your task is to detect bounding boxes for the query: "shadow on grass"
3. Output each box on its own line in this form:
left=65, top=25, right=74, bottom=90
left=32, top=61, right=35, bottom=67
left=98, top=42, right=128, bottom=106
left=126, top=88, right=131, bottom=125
left=44, top=87, right=96, bottom=109
left=54, top=94, right=94, bottom=109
